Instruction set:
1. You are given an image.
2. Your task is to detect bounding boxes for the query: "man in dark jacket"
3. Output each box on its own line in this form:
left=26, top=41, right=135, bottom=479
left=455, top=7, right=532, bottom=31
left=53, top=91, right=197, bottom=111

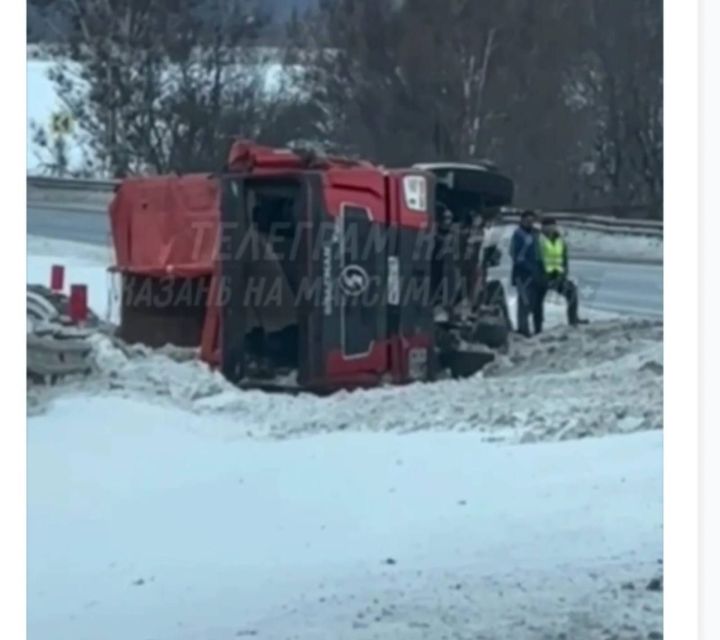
left=509, top=210, right=544, bottom=336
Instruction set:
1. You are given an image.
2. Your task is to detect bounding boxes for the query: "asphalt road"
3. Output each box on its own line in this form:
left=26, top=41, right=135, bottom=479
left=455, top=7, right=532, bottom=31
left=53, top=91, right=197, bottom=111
left=27, top=205, right=663, bottom=318
left=28, top=206, right=111, bottom=246
left=491, top=255, right=663, bottom=318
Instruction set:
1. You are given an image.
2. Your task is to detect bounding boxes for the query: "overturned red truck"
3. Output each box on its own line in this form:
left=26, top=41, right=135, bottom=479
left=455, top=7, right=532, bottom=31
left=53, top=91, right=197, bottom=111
left=109, top=141, right=514, bottom=392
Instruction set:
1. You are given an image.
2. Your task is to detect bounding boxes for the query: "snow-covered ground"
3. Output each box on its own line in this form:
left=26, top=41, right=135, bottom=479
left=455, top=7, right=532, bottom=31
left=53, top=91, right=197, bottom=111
left=26, top=236, right=662, bottom=443
left=27, top=237, right=663, bottom=638
left=75, top=314, right=662, bottom=444
left=28, top=407, right=662, bottom=640
left=561, top=226, right=662, bottom=262
left=488, top=223, right=663, bottom=264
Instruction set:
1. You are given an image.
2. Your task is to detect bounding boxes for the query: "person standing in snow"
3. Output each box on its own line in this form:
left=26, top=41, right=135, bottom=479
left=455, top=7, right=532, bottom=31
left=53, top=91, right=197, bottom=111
left=509, top=210, right=544, bottom=336
left=538, top=216, right=582, bottom=328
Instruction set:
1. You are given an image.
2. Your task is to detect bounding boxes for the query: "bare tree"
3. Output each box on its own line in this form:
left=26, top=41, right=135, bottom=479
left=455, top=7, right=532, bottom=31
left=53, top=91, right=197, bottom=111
left=297, top=0, right=515, bottom=164
left=295, top=0, right=662, bottom=216
left=33, top=0, right=303, bottom=177
left=565, top=0, right=663, bottom=214
left=30, top=0, right=662, bottom=216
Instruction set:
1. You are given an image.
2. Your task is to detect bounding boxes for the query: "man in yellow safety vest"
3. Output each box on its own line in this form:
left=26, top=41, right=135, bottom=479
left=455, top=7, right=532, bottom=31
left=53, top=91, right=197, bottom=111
left=538, top=217, right=582, bottom=329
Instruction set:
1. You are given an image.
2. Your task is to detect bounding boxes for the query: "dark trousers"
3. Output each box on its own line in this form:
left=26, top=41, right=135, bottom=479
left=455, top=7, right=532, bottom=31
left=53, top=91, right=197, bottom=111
left=539, top=273, right=579, bottom=327
left=516, top=277, right=543, bottom=336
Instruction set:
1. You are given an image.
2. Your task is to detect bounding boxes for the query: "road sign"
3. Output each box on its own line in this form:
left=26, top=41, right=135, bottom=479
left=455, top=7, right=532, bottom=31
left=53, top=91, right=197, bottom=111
left=50, top=112, right=73, bottom=136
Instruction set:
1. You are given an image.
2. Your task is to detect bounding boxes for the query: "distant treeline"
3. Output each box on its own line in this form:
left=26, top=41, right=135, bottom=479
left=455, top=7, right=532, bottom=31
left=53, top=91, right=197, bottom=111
left=27, top=0, right=662, bottom=218
left=27, top=0, right=315, bottom=43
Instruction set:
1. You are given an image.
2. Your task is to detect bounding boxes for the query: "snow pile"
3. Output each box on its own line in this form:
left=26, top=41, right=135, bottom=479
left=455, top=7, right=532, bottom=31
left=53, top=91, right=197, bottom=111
left=91, top=335, right=235, bottom=404
left=564, top=225, right=663, bottom=262
left=486, top=318, right=662, bottom=377
left=26, top=249, right=663, bottom=639
left=479, top=319, right=663, bottom=442
left=47, top=317, right=660, bottom=444
left=489, top=223, right=663, bottom=264
left=26, top=236, right=661, bottom=442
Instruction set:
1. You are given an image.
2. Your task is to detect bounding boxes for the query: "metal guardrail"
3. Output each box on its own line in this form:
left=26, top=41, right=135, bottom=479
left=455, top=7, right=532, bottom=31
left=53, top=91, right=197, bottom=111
left=498, top=212, right=663, bottom=237
left=502, top=209, right=661, bottom=228
left=28, top=176, right=118, bottom=192
left=27, top=329, right=94, bottom=382
left=27, top=176, right=116, bottom=213
left=26, top=176, right=663, bottom=237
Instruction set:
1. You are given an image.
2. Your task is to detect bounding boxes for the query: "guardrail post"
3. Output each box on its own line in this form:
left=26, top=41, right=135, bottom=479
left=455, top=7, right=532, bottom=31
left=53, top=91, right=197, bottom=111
left=69, top=284, right=88, bottom=325
left=50, top=265, right=65, bottom=292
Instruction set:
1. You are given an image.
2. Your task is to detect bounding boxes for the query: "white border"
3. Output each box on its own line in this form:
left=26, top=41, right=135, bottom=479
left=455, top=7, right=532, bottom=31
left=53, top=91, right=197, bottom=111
left=4, top=2, right=27, bottom=639
left=15, top=4, right=709, bottom=640
left=665, top=0, right=700, bottom=638
left=700, top=0, right=718, bottom=637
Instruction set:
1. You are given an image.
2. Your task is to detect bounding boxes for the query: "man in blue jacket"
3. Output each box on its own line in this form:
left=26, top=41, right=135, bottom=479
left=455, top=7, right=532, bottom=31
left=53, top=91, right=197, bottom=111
left=509, top=210, right=544, bottom=336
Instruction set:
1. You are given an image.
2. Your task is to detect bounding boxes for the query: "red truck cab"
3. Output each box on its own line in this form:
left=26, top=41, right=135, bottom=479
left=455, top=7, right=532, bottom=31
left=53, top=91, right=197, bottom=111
left=110, top=142, right=438, bottom=391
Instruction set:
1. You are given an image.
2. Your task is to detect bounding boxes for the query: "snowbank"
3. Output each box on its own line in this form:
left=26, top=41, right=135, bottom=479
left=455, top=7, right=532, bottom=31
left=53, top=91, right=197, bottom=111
left=27, top=237, right=663, bottom=638
left=562, top=225, right=662, bottom=262
left=488, top=223, right=663, bottom=264
left=27, top=405, right=663, bottom=639
left=27, top=236, right=662, bottom=443
left=72, top=318, right=661, bottom=444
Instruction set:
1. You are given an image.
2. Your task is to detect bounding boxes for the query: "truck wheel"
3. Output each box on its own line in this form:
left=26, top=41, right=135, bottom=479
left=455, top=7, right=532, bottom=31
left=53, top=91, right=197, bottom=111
left=472, top=312, right=509, bottom=349
left=447, top=350, right=496, bottom=378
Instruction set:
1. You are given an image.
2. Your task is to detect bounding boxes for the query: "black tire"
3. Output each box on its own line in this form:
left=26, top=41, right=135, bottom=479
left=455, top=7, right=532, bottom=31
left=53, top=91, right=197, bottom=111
left=448, top=350, right=496, bottom=378
left=472, top=314, right=509, bottom=349
left=425, top=165, right=514, bottom=210
left=449, top=167, right=514, bottom=207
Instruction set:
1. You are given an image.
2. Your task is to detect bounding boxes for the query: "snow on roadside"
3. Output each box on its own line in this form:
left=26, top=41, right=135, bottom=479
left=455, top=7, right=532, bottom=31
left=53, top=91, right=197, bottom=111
left=27, top=235, right=115, bottom=264
left=26, top=235, right=120, bottom=324
left=73, top=318, right=661, bottom=444
left=563, top=225, right=662, bottom=262
left=27, top=236, right=663, bottom=638
left=488, top=222, right=663, bottom=264
left=31, top=315, right=663, bottom=445
left=27, top=408, right=663, bottom=640
left=27, top=236, right=662, bottom=444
